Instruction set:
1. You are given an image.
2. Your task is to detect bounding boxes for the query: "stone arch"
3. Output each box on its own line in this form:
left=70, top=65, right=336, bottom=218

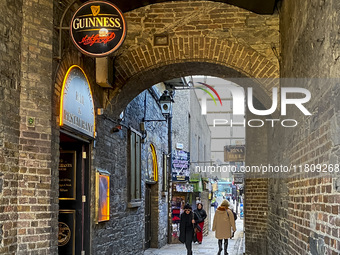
left=107, top=37, right=279, bottom=115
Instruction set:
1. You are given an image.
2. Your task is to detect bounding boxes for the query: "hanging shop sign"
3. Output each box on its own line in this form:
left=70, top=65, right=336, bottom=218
left=233, top=173, right=244, bottom=184
left=172, top=150, right=190, bottom=181
left=60, top=65, right=96, bottom=138
left=70, top=1, right=127, bottom=57
left=224, top=145, right=245, bottom=162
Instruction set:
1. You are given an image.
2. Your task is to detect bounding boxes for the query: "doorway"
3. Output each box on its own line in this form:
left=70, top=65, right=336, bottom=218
left=58, top=132, right=90, bottom=255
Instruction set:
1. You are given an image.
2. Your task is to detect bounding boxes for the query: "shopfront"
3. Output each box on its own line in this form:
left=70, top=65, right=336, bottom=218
left=171, top=150, right=192, bottom=243
left=171, top=182, right=194, bottom=243
left=58, top=65, right=95, bottom=255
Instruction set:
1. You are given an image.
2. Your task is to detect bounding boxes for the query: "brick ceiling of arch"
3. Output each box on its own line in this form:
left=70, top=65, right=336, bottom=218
left=107, top=60, right=278, bottom=117
left=80, top=0, right=278, bottom=14
left=102, top=1, right=280, bottom=115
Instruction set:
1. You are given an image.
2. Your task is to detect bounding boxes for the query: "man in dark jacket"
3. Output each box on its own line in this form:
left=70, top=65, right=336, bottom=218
left=193, top=202, right=207, bottom=244
left=179, top=204, right=195, bottom=255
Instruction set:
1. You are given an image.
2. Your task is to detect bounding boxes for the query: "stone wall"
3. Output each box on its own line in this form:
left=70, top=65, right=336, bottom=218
left=266, top=0, right=340, bottom=255
left=189, top=90, right=211, bottom=173
left=172, top=87, right=211, bottom=235
left=92, top=90, right=168, bottom=254
left=172, top=88, right=211, bottom=172
left=172, top=89, right=190, bottom=152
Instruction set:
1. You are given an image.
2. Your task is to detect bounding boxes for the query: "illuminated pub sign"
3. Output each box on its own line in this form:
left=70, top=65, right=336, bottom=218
left=70, top=1, right=127, bottom=57
left=60, top=65, right=95, bottom=138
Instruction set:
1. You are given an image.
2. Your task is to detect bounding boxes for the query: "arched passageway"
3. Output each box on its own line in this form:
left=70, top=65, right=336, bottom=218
left=51, top=1, right=279, bottom=254
left=97, top=2, right=280, bottom=254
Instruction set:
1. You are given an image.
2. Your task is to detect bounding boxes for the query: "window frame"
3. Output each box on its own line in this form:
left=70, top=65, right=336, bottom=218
left=128, top=128, right=142, bottom=207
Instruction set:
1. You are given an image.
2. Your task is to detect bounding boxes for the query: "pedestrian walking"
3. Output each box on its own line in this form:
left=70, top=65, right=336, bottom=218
left=179, top=204, right=195, bottom=255
left=212, top=196, right=218, bottom=212
left=193, top=202, right=207, bottom=244
left=214, top=200, right=218, bottom=212
left=212, top=200, right=236, bottom=255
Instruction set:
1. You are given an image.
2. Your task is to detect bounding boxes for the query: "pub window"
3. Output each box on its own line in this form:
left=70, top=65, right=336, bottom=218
left=129, top=128, right=141, bottom=201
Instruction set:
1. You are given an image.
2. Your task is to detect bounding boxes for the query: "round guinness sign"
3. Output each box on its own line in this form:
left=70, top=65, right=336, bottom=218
left=70, top=1, right=126, bottom=57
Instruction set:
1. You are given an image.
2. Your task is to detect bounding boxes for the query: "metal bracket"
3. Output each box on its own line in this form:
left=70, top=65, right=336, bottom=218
left=54, top=0, right=77, bottom=60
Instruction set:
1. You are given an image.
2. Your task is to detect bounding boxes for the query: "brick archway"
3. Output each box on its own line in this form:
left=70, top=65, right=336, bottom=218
left=107, top=37, right=278, bottom=115
left=101, top=2, right=279, bottom=254
left=106, top=34, right=278, bottom=255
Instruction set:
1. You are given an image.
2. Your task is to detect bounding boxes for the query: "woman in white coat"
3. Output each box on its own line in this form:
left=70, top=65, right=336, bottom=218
left=212, top=200, right=236, bottom=255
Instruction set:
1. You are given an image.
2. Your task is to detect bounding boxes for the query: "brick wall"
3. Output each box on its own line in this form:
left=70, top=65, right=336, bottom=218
left=245, top=179, right=268, bottom=254
left=245, top=107, right=269, bottom=255
left=0, top=1, right=285, bottom=254
left=108, top=1, right=279, bottom=115
left=266, top=0, right=340, bottom=254
left=16, top=0, right=56, bottom=253
left=105, top=3, right=279, bottom=254
left=0, top=0, right=23, bottom=253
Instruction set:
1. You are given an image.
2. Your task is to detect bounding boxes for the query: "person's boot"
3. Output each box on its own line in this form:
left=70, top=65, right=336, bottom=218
left=224, top=239, right=228, bottom=255
left=217, top=239, right=223, bottom=255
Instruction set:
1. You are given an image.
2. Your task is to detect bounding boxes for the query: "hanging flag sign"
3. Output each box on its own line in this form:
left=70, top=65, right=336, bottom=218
left=70, top=1, right=127, bottom=57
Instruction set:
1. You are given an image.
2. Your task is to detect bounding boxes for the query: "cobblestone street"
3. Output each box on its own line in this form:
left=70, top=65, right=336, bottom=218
left=145, top=217, right=244, bottom=255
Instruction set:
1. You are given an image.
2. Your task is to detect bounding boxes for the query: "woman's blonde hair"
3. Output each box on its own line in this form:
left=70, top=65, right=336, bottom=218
left=220, top=200, right=229, bottom=207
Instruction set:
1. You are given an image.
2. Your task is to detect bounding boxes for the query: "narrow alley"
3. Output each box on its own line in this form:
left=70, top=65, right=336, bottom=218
left=1, top=0, right=340, bottom=255
left=145, top=218, right=245, bottom=255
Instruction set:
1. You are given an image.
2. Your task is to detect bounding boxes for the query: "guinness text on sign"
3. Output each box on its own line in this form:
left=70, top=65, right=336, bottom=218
left=70, top=1, right=126, bottom=57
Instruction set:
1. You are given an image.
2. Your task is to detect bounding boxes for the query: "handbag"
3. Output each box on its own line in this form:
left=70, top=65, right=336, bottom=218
left=194, top=211, right=203, bottom=223
left=226, top=209, right=235, bottom=239
left=194, top=223, right=202, bottom=233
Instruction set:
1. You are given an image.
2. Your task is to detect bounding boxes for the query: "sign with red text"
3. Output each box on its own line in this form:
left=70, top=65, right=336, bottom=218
left=70, top=1, right=126, bottom=57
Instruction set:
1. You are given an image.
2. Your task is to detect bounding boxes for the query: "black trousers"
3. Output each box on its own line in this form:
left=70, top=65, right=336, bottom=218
left=218, top=239, right=228, bottom=253
left=185, top=230, right=193, bottom=255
